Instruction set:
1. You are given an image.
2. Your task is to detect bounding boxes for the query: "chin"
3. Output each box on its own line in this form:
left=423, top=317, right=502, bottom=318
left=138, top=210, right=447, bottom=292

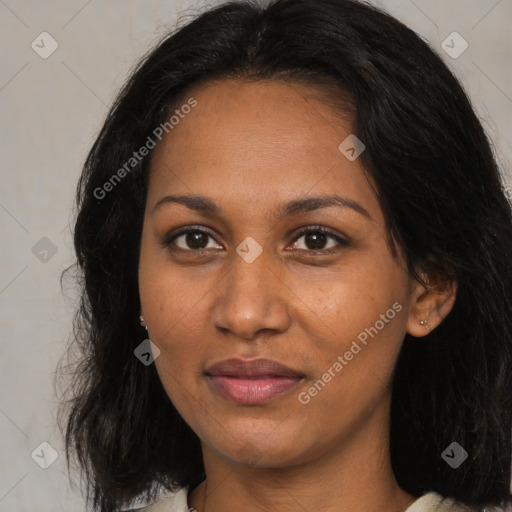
left=211, top=426, right=314, bottom=469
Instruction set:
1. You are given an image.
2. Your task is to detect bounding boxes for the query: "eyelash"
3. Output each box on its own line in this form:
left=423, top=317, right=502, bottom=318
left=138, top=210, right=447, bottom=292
left=161, top=225, right=350, bottom=255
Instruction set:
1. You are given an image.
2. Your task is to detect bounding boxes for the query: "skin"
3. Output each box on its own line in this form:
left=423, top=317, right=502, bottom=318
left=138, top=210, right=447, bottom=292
left=138, top=78, right=457, bottom=512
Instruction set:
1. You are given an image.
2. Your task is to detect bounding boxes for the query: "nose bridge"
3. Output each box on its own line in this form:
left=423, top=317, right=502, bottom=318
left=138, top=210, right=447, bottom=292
left=230, top=243, right=271, bottom=297
left=211, top=240, right=290, bottom=339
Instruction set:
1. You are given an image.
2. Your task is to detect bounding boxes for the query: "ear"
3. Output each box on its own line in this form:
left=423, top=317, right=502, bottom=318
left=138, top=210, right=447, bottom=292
left=406, top=261, right=457, bottom=338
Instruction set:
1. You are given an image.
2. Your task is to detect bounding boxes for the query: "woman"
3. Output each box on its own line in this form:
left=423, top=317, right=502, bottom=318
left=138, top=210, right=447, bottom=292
left=57, top=0, right=512, bottom=511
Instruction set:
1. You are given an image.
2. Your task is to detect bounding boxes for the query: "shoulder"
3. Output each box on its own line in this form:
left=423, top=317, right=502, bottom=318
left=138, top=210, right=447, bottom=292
left=405, top=492, right=474, bottom=512
left=124, top=487, right=189, bottom=512
left=127, top=488, right=473, bottom=512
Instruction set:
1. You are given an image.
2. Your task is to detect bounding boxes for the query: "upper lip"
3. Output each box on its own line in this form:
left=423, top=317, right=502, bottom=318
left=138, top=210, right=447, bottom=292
left=205, top=358, right=303, bottom=378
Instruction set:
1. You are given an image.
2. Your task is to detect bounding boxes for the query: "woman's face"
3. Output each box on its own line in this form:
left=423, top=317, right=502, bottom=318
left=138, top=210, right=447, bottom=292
left=138, top=78, right=423, bottom=468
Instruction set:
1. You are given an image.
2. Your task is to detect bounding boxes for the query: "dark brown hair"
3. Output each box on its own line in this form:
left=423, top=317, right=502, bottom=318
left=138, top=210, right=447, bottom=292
left=57, top=0, right=512, bottom=511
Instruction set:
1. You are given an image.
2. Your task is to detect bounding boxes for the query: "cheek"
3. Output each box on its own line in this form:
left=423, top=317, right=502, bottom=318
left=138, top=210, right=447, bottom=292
left=138, top=262, right=208, bottom=408
left=298, top=307, right=406, bottom=437
left=301, top=257, right=408, bottom=396
left=305, top=256, right=406, bottom=338
left=144, top=279, right=206, bottom=364
left=139, top=249, right=208, bottom=340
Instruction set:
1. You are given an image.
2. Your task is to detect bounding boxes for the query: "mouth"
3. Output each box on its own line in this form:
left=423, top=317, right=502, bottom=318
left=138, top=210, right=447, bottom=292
left=205, top=358, right=304, bottom=405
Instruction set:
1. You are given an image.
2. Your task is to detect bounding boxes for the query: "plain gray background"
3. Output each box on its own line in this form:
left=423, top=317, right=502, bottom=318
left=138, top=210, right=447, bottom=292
left=0, top=0, right=511, bottom=511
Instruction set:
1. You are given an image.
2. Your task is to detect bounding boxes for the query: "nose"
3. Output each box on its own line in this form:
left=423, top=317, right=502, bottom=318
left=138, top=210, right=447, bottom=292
left=211, top=244, right=292, bottom=341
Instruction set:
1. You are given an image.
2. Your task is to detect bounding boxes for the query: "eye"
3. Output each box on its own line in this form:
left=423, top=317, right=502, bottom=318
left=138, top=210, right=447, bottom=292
left=163, top=226, right=222, bottom=252
left=162, top=225, right=349, bottom=254
left=288, top=226, right=349, bottom=253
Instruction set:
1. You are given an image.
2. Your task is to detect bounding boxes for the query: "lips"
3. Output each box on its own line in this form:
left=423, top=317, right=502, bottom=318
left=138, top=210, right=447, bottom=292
left=206, top=358, right=303, bottom=379
left=205, top=358, right=304, bottom=404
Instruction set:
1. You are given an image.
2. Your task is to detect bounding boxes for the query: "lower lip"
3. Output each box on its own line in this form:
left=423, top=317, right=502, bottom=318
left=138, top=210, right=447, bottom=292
left=207, top=375, right=302, bottom=404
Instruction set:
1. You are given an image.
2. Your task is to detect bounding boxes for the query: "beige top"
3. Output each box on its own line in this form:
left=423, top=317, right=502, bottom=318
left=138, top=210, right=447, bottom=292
left=137, top=487, right=471, bottom=512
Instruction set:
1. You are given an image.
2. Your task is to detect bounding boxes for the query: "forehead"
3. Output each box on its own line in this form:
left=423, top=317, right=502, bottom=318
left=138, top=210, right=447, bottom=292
left=147, top=78, right=381, bottom=224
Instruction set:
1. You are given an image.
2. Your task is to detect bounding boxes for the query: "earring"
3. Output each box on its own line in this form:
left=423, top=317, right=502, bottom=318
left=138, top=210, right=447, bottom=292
left=139, top=315, right=148, bottom=331
left=419, top=319, right=429, bottom=329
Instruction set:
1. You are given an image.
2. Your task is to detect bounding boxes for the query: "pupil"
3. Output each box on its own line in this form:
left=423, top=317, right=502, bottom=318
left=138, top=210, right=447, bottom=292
left=306, top=232, right=326, bottom=250
left=187, top=232, right=208, bottom=249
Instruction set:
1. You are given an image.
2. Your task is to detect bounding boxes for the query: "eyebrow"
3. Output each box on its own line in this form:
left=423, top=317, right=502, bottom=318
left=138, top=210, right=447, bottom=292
left=152, top=193, right=373, bottom=221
